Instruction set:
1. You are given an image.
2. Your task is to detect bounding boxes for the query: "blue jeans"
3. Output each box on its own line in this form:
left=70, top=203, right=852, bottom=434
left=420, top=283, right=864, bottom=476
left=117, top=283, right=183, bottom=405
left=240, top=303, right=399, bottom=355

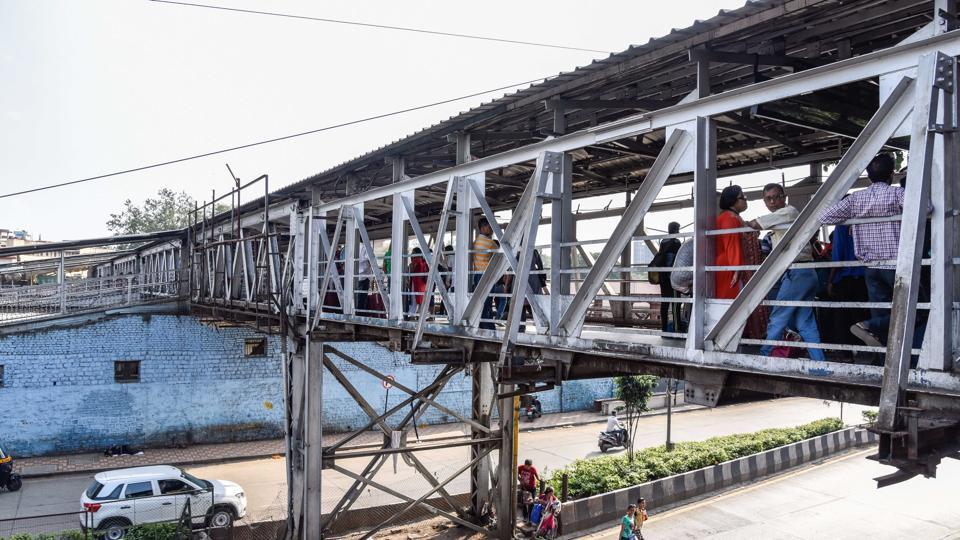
left=864, top=267, right=926, bottom=348
left=761, top=268, right=825, bottom=361
left=473, top=274, right=495, bottom=330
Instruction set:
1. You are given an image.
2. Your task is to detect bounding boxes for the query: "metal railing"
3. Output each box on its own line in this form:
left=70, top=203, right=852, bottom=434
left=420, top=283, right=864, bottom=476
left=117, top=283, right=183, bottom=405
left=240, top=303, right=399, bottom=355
left=0, top=271, right=183, bottom=325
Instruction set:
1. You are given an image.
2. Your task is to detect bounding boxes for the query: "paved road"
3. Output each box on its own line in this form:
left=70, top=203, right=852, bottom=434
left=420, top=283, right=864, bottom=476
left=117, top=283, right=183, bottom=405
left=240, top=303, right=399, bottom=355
left=0, top=397, right=868, bottom=525
left=583, top=447, right=960, bottom=540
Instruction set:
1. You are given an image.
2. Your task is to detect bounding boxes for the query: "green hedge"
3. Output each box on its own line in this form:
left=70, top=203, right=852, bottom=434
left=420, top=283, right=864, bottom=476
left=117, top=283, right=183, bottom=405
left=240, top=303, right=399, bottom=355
left=547, top=417, right=844, bottom=499
left=2, top=522, right=178, bottom=540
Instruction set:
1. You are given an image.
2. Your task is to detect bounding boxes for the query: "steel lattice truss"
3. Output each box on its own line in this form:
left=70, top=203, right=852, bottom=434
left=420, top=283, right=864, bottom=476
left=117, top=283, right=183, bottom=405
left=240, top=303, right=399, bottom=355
left=3, top=2, right=960, bottom=537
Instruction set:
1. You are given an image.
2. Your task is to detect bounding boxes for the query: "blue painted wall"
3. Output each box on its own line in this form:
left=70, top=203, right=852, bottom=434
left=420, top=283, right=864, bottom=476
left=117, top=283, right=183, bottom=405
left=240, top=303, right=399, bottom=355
left=324, top=343, right=614, bottom=433
left=0, top=315, right=614, bottom=457
left=0, top=315, right=285, bottom=457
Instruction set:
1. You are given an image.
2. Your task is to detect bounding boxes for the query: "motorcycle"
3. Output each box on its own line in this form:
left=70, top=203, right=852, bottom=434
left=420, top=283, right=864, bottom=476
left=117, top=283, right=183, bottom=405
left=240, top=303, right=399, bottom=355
left=0, top=445, right=22, bottom=492
left=598, top=429, right=628, bottom=453
left=525, top=404, right=542, bottom=422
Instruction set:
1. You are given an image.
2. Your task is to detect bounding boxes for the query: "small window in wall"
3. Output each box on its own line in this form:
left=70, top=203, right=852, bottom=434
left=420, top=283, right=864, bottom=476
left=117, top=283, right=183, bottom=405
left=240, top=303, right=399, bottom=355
left=114, top=361, right=140, bottom=383
left=0, top=365, right=4, bottom=387
left=245, top=338, right=267, bottom=357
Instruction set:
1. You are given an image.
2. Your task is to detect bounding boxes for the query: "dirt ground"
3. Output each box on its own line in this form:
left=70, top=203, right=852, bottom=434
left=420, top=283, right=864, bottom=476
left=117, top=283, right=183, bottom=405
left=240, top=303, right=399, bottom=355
left=337, top=516, right=508, bottom=540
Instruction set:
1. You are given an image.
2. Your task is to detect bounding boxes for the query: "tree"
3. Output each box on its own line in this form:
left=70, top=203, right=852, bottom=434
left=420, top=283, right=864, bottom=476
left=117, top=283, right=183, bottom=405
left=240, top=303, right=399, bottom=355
left=107, top=188, right=197, bottom=235
left=614, top=374, right=659, bottom=461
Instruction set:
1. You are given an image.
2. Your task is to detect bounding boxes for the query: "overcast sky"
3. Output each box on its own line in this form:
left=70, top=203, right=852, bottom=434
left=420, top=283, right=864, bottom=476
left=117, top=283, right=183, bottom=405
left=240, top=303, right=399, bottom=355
left=1, top=0, right=755, bottom=241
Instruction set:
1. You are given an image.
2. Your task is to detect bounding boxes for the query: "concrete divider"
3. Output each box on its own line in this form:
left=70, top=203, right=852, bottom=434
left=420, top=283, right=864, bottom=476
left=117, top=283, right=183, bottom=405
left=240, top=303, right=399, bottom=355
left=560, top=427, right=877, bottom=536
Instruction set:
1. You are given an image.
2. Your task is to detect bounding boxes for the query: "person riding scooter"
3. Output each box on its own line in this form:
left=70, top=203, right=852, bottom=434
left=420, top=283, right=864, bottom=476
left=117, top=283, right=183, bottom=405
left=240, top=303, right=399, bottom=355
left=606, top=414, right=627, bottom=441
left=598, top=414, right=628, bottom=452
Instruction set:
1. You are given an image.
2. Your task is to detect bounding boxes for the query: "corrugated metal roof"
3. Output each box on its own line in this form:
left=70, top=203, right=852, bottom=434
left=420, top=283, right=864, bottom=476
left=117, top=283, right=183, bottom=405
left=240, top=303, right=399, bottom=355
left=274, top=0, right=791, bottom=197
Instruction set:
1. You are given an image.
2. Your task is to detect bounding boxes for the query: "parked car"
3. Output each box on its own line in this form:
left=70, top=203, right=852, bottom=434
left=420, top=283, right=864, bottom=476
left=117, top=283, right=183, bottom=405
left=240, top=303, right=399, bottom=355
left=80, top=465, right=246, bottom=539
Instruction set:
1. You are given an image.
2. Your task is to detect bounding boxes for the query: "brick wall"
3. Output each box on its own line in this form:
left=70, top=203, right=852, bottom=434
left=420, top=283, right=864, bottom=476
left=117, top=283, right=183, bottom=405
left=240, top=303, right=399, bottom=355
left=0, top=315, right=285, bottom=457
left=0, top=315, right=614, bottom=457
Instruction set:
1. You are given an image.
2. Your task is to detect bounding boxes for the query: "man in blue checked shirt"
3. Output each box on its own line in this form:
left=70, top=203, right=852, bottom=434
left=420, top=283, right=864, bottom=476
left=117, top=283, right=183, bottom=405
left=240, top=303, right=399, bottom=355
left=819, top=153, right=929, bottom=352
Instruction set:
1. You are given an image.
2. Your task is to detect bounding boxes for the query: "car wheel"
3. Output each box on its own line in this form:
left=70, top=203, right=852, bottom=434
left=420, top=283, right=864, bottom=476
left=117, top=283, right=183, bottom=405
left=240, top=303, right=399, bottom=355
left=208, top=506, right=234, bottom=528
left=98, top=518, right=130, bottom=540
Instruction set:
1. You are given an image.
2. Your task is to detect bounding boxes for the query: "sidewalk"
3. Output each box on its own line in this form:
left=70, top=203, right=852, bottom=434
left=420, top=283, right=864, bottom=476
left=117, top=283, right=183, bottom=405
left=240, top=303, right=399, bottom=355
left=14, top=403, right=702, bottom=478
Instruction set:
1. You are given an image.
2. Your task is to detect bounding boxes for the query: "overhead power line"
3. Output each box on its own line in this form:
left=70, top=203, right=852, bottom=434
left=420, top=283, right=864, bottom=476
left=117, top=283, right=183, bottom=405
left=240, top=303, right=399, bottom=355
left=149, top=0, right=613, bottom=54
left=0, top=76, right=550, bottom=200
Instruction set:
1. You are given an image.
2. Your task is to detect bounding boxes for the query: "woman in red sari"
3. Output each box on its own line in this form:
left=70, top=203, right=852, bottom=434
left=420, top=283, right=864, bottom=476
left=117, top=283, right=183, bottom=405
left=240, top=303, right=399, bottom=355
left=715, top=185, right=767, bottom=338
left=408, top=247, right=429, bottom=315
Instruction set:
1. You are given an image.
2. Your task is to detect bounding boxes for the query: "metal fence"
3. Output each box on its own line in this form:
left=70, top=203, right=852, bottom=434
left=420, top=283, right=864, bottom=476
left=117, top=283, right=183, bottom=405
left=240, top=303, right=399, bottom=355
left=0, top=272, right=183, bottom=325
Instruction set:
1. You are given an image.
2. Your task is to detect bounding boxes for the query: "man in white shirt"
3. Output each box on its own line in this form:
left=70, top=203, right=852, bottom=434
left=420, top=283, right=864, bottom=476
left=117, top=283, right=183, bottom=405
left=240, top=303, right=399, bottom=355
left=605, top=414, right=627, bottom=443
left=748, top=183, right=825, bottom=361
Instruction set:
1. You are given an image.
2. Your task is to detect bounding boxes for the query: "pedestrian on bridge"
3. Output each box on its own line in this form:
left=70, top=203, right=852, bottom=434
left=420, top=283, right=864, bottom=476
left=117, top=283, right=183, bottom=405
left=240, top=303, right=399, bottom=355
left=472, top=218, right=498, bottom=329
left=715, top=185, right=767, bottom=339
left=749, top=183, right=826, bottom=361
left=819, top=153, right=929, bottom=355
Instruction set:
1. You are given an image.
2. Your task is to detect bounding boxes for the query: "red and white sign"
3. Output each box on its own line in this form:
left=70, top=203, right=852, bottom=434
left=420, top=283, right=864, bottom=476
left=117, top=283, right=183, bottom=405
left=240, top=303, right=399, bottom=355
left=382, top=375, right=395, bottom=390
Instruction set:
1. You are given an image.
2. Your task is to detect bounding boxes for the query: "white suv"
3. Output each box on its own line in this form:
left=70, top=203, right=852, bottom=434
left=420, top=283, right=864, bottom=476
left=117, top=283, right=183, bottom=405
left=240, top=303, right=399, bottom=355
left=80, top=465, right=246, bottom=539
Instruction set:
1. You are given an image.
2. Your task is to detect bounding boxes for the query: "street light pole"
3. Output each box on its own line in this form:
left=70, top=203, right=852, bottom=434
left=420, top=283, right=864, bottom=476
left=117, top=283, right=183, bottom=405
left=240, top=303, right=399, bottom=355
left=666, top=379, right=674, bottom=451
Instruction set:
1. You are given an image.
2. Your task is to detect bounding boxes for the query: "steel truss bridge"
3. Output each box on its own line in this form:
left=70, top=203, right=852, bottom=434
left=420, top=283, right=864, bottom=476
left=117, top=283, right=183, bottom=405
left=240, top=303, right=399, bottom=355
left=3, top=1, right=960, bottom=538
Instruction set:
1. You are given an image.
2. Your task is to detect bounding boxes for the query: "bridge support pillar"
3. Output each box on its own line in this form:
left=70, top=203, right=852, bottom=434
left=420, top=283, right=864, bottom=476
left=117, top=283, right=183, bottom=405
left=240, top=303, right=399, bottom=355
left=496, top=384, right=518, bottom=539
left=470, top=361, right=494, bottom=520
left=287, top=336, right=324, bottom=540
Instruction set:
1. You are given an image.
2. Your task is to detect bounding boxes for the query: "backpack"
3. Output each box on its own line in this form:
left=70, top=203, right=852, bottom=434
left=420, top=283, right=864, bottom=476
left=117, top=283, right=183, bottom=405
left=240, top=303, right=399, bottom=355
left=670, top=241, right=694, bottom=293
left=648, top=242, right=677, bottom=285
left=648, top=250, right=665, bottom=284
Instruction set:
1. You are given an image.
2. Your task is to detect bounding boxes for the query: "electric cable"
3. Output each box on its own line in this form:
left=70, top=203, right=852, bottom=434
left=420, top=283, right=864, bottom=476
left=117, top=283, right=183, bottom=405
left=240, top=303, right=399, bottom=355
left=149, top=0, right=613, bottom=54
left=0, top=76, right=551, bottom=199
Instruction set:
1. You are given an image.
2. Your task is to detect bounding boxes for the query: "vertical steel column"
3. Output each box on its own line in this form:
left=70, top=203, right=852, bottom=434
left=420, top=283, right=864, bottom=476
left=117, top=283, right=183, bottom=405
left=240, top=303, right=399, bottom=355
left=922, top=13, right=958, bottom=370
left=292, top=208, right=307, bottom=316
left=343, top=206, right=357, bottom=316
left=878, top=53, right=939, bottom=431
left=687, top=117, right=717, bottom=350
left=286, top=339, right=305, bottom=540
left=309, top=200, right=324, bottom=317
left=617, top=192, right=633, bottom=324
left=469, top=363, right=493, bottom=520
left=496, top=385, right=518, bottom=539
left=453, top=132, right=494, bottom=521
left=454, top=133, right=473, bottom=322
left=388, top=158, right=407, bottom=321
left=302, top=339, right=323, bottom=540
left=550, top=154, right=574, bottom=332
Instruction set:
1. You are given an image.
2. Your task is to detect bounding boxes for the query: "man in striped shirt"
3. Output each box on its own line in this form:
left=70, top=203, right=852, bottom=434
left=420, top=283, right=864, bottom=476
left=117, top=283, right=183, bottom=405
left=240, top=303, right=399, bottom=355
left=819, top=153, right=927, bottom=352
left=472, top=218, right=498, bottom=329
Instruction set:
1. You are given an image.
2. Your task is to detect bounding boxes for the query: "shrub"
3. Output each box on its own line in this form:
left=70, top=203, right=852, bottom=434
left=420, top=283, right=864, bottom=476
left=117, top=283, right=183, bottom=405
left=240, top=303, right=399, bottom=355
left=862, top=409, right=878, bottom=424
left=0, top=523, right=180, bottom=540
left=548, top=417, right=844, bottom=499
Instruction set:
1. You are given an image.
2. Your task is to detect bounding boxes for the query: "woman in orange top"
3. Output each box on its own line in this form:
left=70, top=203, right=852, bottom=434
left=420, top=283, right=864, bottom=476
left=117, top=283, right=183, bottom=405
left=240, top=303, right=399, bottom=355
left=715, top=185, right=750, bottom=299
left=714, top=185, right=768, bottom=338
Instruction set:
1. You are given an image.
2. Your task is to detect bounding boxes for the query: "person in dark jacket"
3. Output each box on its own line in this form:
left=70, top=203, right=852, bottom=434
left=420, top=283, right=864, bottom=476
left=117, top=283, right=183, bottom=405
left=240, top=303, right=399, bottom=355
left=656, top=222, right=683, bottom=332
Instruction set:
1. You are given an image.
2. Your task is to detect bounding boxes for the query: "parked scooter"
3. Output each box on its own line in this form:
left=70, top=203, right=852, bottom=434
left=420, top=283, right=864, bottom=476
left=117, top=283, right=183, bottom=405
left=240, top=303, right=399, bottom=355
left=598, top=429, right=628, bottom=453
left=0, top=446, right=22, bottom=492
